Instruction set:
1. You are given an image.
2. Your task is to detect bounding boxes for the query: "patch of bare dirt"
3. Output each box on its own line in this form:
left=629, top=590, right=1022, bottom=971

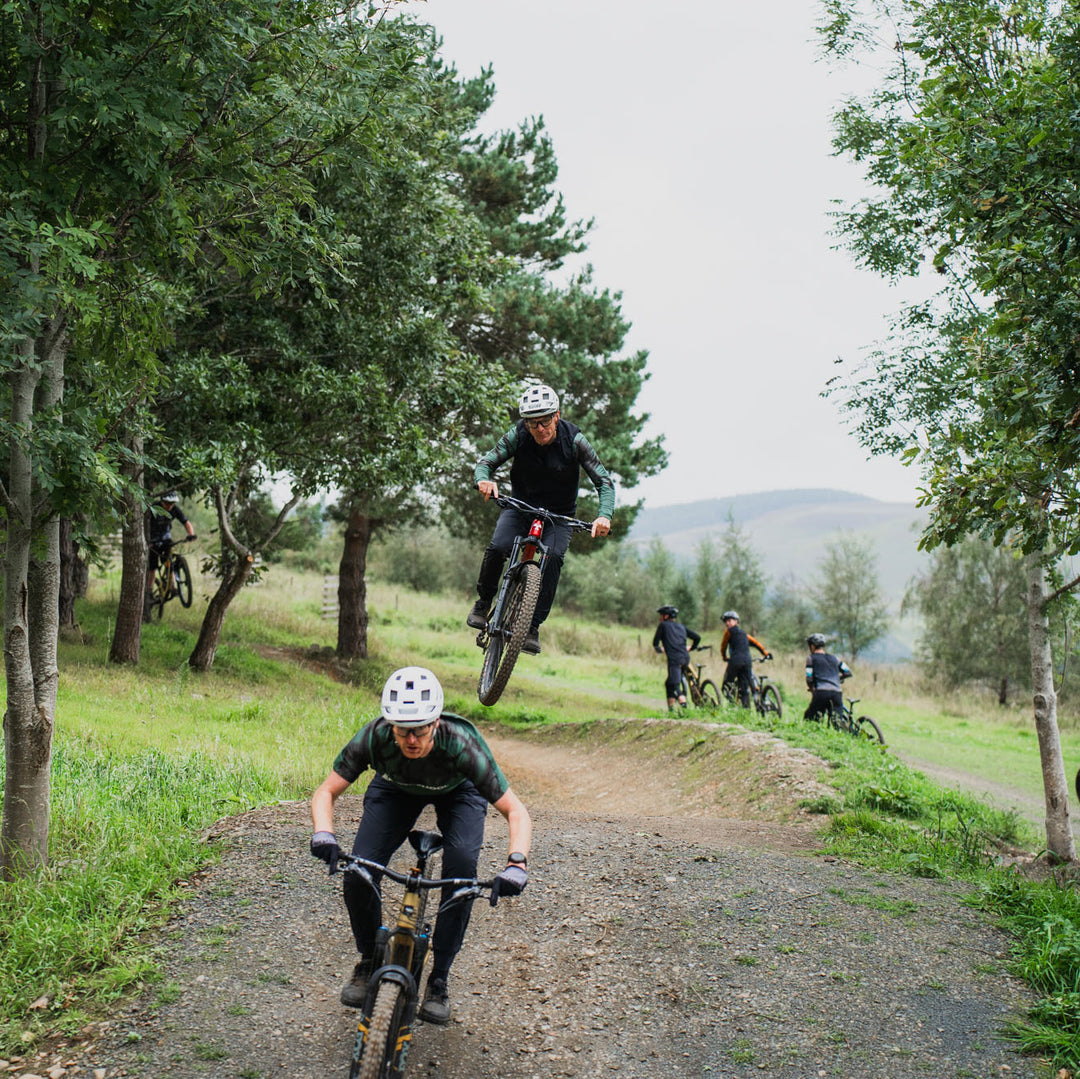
left=10, top=719, right=1041, bottom=1079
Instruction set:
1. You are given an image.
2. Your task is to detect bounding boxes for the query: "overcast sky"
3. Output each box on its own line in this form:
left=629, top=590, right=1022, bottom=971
left=413, top=0, right=926, bottom=510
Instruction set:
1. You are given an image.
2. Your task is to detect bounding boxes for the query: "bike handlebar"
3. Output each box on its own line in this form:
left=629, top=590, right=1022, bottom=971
left=340, top=852, right=495, bottom=892
left=491, top=494, right=593, bottom=532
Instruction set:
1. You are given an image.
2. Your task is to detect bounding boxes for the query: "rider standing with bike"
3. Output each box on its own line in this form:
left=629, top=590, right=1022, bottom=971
left=803, top=632, right=852, bottom=720
left=720, top=610, right=771, bottom=708
left=653, top=605, right=701, bottom=711
left=467, top=383, right=615, bottom=656
left=144, top=489, right=195, bottom=622
left=309, top=666, right=532, bottom=1026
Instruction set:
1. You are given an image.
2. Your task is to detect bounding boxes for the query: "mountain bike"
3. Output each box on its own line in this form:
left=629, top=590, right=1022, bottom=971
left=721, top=655, right=782, bottom=718
left=147, top=535, right=194, bottom=619
left=475, top=495, right=592, bottom=706
left=825, top=695, right=885, bottom=744
left=680, top=645, right=720, bottom=710
left=338, top=831, right=494, bottom=1079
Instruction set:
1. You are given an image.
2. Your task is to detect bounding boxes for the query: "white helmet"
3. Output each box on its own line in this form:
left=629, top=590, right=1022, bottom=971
left=381, top=666, right=444, bottom=726
left=519, top=383, right=560, bottom=418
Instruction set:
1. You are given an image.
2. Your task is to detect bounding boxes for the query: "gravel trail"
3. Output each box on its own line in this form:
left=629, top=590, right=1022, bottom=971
left=7, top=720, right=1039, bottom=1079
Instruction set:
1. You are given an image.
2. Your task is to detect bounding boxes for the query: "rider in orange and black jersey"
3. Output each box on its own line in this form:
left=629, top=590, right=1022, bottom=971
left=720, top=610, right=771, bottom=708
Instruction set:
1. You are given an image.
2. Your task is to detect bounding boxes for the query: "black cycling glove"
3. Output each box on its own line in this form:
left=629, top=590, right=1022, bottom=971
left=310, top=830, right=342, bottom=874
left=489, top=865, right=528, bottom=906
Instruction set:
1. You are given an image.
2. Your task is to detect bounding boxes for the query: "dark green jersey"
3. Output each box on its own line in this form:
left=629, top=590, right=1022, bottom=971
left=332, top=712, right=509, bottom=804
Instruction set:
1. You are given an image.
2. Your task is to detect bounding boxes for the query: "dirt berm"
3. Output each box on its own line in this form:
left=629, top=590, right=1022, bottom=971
left=13, top=718, right=1039, bottom=1079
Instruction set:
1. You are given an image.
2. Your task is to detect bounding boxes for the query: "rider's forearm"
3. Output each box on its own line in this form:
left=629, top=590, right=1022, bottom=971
left=494, top=788, right=532, bottom=861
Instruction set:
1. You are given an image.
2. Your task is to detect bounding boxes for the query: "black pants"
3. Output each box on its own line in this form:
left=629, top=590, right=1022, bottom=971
left=804, top=690, right=843, bottom=721
left=723, top=661, right=753, bottom=707
left=343, top=776, right=488, bottom=981
left=476, top=507, right=573, bottom=630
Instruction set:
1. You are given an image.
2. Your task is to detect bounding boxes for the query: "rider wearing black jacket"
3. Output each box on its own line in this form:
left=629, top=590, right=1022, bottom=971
left=467, top=383, right=615, bottom=657
left=653, top=605, right=701, bottom=710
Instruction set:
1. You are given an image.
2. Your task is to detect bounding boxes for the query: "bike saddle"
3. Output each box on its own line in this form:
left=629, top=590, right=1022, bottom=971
left=408, top=829, right=444, bottom=856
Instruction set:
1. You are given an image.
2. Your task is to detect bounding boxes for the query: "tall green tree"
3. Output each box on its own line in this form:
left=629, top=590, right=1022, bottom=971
left=809, top=536, right=889, bottom=660
left=903, top=536, right=1030, bottom=704
left=821, top=0, right=1080, bottom=859
left=693, top=536, right=723, bottom=633
left=440, top=116, right=666, bottom=544
left=0, top=0, right=411, bottom=875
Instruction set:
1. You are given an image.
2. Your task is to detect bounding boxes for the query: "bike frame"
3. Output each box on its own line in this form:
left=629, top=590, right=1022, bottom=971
left=341, top=834, right=492, bottom=1079
left=483, top=515, right=551, bottom=646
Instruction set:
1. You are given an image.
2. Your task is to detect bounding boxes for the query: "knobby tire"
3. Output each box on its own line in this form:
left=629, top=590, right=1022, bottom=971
left=477, top=562, right=540, bottom=706
left=760, top=684, right=782, bottom=719
left=151, top=576, right=166, bottom=620
left=699, top=679, right=721, bottom=710
left=856, top=715, right=885, bottom=745
left=353, top=979, right=406, bottom=1079
left=175, top=555, right=193, bottom=607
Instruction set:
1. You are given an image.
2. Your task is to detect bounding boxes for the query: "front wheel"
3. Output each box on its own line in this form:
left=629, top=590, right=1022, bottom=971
left=699, top=679, right=721, bottom=710
left=855, top=715, right=885, bottom=745
left=174, top=555, right=193, bottom=607
left=353, top=979, right=407, bottom=1079
left=759, top=684, right=782, bottom=719
left=477, top=562, right=540, bottom=706
left=720, top=680, right=736, bottom=705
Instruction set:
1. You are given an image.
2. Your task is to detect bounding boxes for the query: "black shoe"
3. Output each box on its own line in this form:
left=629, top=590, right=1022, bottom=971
left=419, top=977, right=450, bottom=1024
left=340, top=960, right=370, bottom=1008
left=466, top=599, right=490, bottom=630
left=521, top=629, right=540, bottom=655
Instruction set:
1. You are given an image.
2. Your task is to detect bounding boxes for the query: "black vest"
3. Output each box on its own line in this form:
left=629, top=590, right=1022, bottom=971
left=509, top=419, right=581, bottom=516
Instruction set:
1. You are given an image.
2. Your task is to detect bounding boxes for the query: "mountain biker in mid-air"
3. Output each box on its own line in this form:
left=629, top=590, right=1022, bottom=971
left=467, top=382, right=615, bottom=656
left=653, top=605, right=702, bottom=711
left=804, top=632, right=852, bottom=720
left=720, top=610, right=771, bottom=708
left=144, top=489, right=196, bottom=621
left=309, top=666, right=532, bottom=1026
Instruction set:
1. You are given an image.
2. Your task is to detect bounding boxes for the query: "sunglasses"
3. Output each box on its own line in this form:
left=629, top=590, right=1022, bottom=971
left=391, top=722, right=436, bottom=739
left=524, top=414, right=557, bottom=431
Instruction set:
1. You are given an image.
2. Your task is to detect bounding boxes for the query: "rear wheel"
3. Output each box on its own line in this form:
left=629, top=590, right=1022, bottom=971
left=174, top=555, right=193, bottom=607
left=151, top=574, right=166, bottom=620
left=721, top=680, right=736, bottom=705
left=855, top=715, right=885, bottom=745
left=759, top=684, right=782, bottom=719
left=699, top=679, right=721, bottom=710
left=353, top=979, right=407, bottom=1079
left=477, top=562, right=540, bottom=706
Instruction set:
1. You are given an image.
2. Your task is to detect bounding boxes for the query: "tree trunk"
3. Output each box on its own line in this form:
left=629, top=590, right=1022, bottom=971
left=1026, top=553, right=1076, bottom=862
left=109, top=440, right=148, bottom=665
left=188, top=555, right=254, bottom=672
left=58, top=518, right=78, bottom=628
left=337, top=507, right=374, bottom=659
left=2, top=327, right=65, bottom=879
left=998, top=676, right=1008, bottom=706
left=186, top=481, right=299, bottom=673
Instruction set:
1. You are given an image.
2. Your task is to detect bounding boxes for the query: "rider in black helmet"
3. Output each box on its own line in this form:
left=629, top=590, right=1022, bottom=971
left=653, top=605, right=701, bottom=711
left=804, top=633, right=852, bottom=721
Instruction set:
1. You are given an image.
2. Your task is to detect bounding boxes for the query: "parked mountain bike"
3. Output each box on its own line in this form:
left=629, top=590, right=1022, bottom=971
left=824, top=695, right=885, bottom=744
left=474, top=495, right=592, bottom=706
left=338, top=831, right=494, bottom=1079
left=721, top=655, right=782, bottom=718
left=680, top=645, right=720, bottom=710
left=147, top=535, right=194, bottom=619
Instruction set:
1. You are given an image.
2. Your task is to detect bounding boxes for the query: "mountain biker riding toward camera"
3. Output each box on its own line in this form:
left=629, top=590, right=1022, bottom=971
left=467, top=382, right=615, bottom=656
left=720, top=610, right=771, bottom=708
left=804, top=632, right=852, bottom=721
left=144, top=489, right=195, bottom=621
left=310, top=666, right=532, bottom=1026
left=653, top=605, right=701, bottom=711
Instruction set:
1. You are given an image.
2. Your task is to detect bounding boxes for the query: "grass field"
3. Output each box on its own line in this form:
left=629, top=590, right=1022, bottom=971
left=3, top=559, right=1080, bottom=1066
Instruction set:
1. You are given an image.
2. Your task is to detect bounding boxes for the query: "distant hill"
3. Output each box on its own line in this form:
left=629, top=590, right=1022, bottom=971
left=628, top=489, right=931, bottom=660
